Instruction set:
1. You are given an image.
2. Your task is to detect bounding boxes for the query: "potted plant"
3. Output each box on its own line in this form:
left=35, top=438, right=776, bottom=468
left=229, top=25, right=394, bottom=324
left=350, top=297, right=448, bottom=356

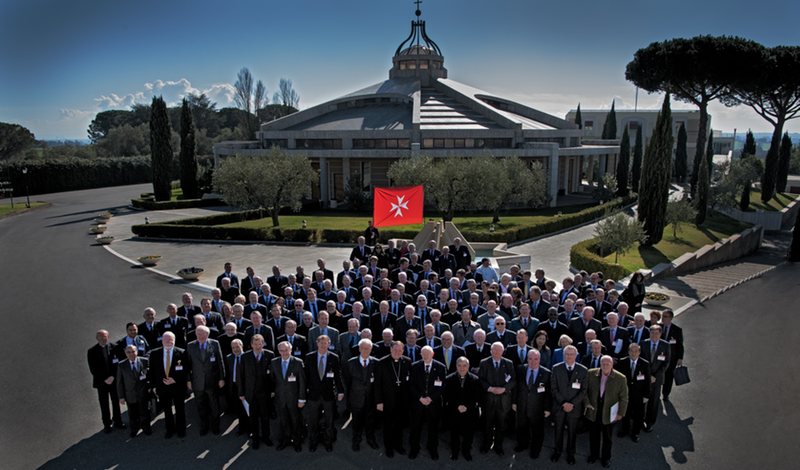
left=177, top=267, right=204, bottom=281
left=96, top=235, right=114, bottom=245
left=138, top=255, right=162, bottom=267
left=644, top=292, right=670, bottom=306
left=90, top=224, right=107, bottom=234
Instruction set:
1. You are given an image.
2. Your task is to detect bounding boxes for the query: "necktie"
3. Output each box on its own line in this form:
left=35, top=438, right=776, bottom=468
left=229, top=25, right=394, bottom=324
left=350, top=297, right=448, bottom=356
left=631, top=360, right=636, bottom=373
left=651, top=342, right=656, bottom=357
left=594, top=357, right=599, bottom=368
left=233, top=355, right=238, bottom=383
left=362, top=359, right=367, bottom=368
left=282, top=360, right=288, bottom=378
left=131, top=362, right=136, bottom=372
left=425, top=364, right=430, bottom=375
left=519, top=348, right=525, bottom=363
left=318, top=355, right=325, bottom=380
left=528, top=369, right=534, bottom=386
left=164, top=350, right=171, bottom=378
left=523, top=318, right=528, bottom=327
left=636, top=329, right=641, bottom=344
left=494, top=361, right=499, bottom=369
left=445, top=349, right=451, bottom=369
left=462, top=323, right=468, bottom=335
left=610, top=328, right=616, bottom=343
left=664, top=325, right=670, bottom=339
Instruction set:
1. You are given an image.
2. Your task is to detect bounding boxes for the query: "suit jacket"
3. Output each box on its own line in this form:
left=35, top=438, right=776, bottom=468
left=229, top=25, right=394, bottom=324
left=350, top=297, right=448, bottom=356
left=437, top=254, right=457, bottom=276
left=304, top=351, right=345, bottom=401
left=477, top=312, right=510, bottom=332
left=179, top=304, right=202, bottom=318
left=243, top=303, right=268, bottom=320
left=514, top=365, right=552, bottom=419
left=216, top=272, right=240, bottom=289
left=217, top=333, right=244, bottom=360
left=582, top=354, right=605, bottom=370
left=641, top=339, right=671, bottom=380
left=429, top=321, right=450, bottom=338
left=504, top=344, right=533, bottom=367
left=536, top=320, right=571, bottom=350
left=137, top=321, right=160, bottom=348
left=275, top=334, right=308, bottom=358
left=186, top=339, right=225, bottom=392
left=270, top=356, right=307, bottom=407
left=240, top=276, right=257, bottom=296
left=403, top=344, right=421, bottom=363
left=416, top=336, right=442, bottom=349
left=627, top=326, right=650, bottom=346
left=660, top=322, right=684, bottom=362
left=433, top=345, right=466, bottom=374
left=229, top=318, right=253, bottom=335
left=304, top=298, right=327, bottom=321
left=372, top=341, right=394, bottom=359
left=528, top=300, right=552, bottom=322
left=449, top=244, right=472, bottom=268
left=350, top=245, right=372, bottom=263
left=508, top=316, right=540, bottom=338
left=195, top=311, right=225, bottom=333
left=369, top=312, right=397, bottom=335
left=220, top=287, right=240, bottom=304
left=451, top=320, right=480, bottom=346
left=225, top=352, right=245, bottom=392
left=443, top=371, right=481, bottom=419
left=159, top=316, right=189, bottom=348
left=343, top=355, right=378, bottom=411
left=599, top=326, right=631, bottom=359
left=266, top=274, right=289, bottom=294
left=307, top=326, right=340, bottom=352
left=550, top=362, right=588, bottom=414
left=113, top=335, right=150, bottom=360
left=147, top=346, right=189, bottom=397
left=478, top=357, right=516, bottom=412
left=374, top=355, right=412, bottom=410
left=409, top=360, right=447, bottom=406
left=337, top=270, right=356, bottom=289
left=116, top=357, right=150, bottom=403
left=486, top=329, right=516, bottom=348
left=464, top=343, right=491, bottom=370
left=243, top=324, right=275, bottom=352
left=583, top=369, right=629, bottom=425
left=617, top=356, right=650, bottom=401
left=238, top=349, right=274, bottom=403
left=569, top=317, right=603, bottom=344
left=87, top=343, right=118, bottom=388
left=463, top=303, right=487, bottom=320
left=337, top=332, right=361, bottom=362
left=263, top=317, right=286, bottom=336
left=343, top=313, right=370, bottom=331
left=420, top=248, right=441, bottom=265
left=393, top=316, right=422, bottom=342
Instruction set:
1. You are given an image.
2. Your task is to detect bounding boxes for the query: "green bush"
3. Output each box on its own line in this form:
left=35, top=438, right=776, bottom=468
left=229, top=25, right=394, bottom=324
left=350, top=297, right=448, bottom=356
left=0, top=157, right=151, bottom=196
left=130, top=198, right=222, bottom=210
left=569, top=238, right=629, bottom=280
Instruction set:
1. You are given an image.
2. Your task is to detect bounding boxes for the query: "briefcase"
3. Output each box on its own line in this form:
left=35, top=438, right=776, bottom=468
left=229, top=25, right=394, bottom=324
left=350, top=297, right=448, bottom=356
left=673, top=365, right=690, bottom=386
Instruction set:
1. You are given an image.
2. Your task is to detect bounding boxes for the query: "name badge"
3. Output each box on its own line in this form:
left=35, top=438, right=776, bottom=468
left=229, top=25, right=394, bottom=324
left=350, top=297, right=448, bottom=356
left=370, top=377, right=375, bottom=383
left=657, top=354, right=666, bottom=361
left=210, top=356, right=216, bottom=362
left=434, top=379, right=443, bottom=387
left=138, top=346, right=145, bottom=351
left=571, top=381, right=581, bottom=389
left=505, top=374, right=511, bottom=383
left=293, top=351, right=302, bottom=356
left=288, top=374, right=297, bottom=382
left=112, top=358, right=119, bottom=364
left=329, top=344, right=335, bottom=350
left=636, top=373, right=645, bottom=381
left=406, top=375, right=410, bottom=382
left=669, top=339, right=677, bottom=344
left=139, top=374, right=147, bottom=381
left=326, top=371, right=335, bottom=378
left=164, top=324, right=171, bottom=328
left=537, top=385, right=546, bottom=393
left=176, top=365, right=183, bottom=371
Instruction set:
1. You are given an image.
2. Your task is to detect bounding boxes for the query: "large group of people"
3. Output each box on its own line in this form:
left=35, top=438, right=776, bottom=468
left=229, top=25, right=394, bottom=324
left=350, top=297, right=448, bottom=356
left=88, top=232, right=684, bottom=467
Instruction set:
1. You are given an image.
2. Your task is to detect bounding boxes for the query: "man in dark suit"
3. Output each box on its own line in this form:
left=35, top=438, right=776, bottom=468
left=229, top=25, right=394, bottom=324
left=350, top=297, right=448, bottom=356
left=277, top=320, right=308, bottom=359
left=536, top=308, right=571, bottom=351
left=627, top=312, right=650, bottom=346
left=337, top=260, right=356, bottom=289
left=512, top=349, right=552, bottom=458
left=370, top=302, right=397, bottom=335
left=159, top=303, right=189, bottom=348
left=198, top=298, right=225, bottom=333
left=433, top=332, right=466, bottom=375
left=642, top=325, right=671, bottom=431
left=244, top=312, right=275, bottom=353
left=244, top=292, right=268, bottom=319
left=444, top=356, right=481, bottom=461
left=550, top=345, right=588, bottom=464
left=216, top=261, right=239, bottom=289
left=599, top=312, right=631, bottom=360
left=116, top=345, right=151, bottom=437
left=504, top=329, right=532, bottom=367
left=113, top=322, right=150, bottom=361
left=350, top=236, right=372, bottom=263
left=393, top=305, right=422, bottom=342
left=147, top=331, right=189, bottom=438
left=420, top=240, right=441, bottom=265
left=238, top=334, right=274, bottom=449
left=408, top=346, right=447, bottom=460
left=225, top=339, right=248, bottom=436
left=478, top=342, right=516, bottom=455
left=87, top=329, right=124, bottom=433
left=464, top=330, right=491, bottom=372
left=486, top=317, right=516, bottom=348
left=343, top=339, right=380, bottom=451
left=137, top=308, right=160, bottom=349
left=179, top=292, right=202, bottom=318
left=437, top=246, right=457, bottom=276
left=264, top=305, right=286, bottom=337
left=271, top=340, right=307, bottom=451
left=417, top=324, right=442, bottom=349
left=304, top=335, right=345, bottom=452
left=375, top=341, right=412, bottom=457
left=240, top=267, right=257, bottom=296
left=186, top=326, right=226, bottom=435
left=266, top=265, right=289, bottom=295
left=659, top=310, right=684, bottom=400
left=304, top=289, right=327, bottom=322
left=569, top=306, right=603, bottom=345
left=403, top=330, right=422, bottom=362
left=218, top=279, right=240, bottom=304
left=617, top=343, right=650, bottom=442
left=449, top=237, right=472, bottom=270
left=527, top=287, right=552, bottom=322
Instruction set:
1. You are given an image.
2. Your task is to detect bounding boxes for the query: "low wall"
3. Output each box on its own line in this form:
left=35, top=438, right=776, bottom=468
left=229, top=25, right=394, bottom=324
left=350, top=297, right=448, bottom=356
left=717, top=195, right=799, bottom=231
left=650, top=225, right=764, bottom=280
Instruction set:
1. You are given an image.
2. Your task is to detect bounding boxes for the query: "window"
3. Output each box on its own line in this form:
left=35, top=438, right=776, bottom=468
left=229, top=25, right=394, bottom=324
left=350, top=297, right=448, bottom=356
left=421, top=138, right=512, bottom=149
left=264, top=139, right=288, bottom=149
left=296, top=139, right=342, bottom=150
left=353, top=139, right=410, bottom=150
left=584, top=120, right=594, bottom=130
left=628, top=121, right=640, bottom=131
left=419, top=61, right=429, bottom=70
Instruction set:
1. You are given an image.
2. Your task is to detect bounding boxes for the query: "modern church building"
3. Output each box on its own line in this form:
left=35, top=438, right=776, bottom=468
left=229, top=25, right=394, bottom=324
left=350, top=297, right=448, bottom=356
left=214, top=8, right=620, bottom=207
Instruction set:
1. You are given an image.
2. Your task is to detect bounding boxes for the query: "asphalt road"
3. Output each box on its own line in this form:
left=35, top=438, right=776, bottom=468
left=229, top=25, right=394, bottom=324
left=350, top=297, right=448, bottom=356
left=1, top=184, right=798, bottom=469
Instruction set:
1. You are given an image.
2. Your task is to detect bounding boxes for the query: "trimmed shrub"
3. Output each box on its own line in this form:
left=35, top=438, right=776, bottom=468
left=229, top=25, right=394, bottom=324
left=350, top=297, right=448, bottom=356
left=130, top=198, right=222, bottom=210
left=0, top=157, right=151, bottom=196
left=569, top=238, right=629, bottom=280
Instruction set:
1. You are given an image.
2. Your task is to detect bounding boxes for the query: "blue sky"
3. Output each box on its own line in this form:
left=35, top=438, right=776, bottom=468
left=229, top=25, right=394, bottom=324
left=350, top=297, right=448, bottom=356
left=1, top=0, right=798, bottom=140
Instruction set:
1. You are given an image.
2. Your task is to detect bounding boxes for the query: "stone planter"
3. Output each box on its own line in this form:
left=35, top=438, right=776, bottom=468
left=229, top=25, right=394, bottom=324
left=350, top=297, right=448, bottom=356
left=96, top=235, right=114, bottom=245
left=177, top=267, right=204, bottom=281
left=138, top=255, right=162, bottom=267
left=645, top=293, right=670, bottom=306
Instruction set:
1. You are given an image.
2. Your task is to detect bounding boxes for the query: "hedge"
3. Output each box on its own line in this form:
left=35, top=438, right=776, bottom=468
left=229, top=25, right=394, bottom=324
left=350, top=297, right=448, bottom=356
left=130, top=198, right=223, bottom=210
left=569, top=238, right=629, bottom=281
left=0, top=156, right=151, bottom=196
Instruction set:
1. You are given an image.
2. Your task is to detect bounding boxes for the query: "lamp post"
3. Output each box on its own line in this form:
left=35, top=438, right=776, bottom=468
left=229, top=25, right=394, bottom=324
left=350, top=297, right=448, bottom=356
left=21, top=167, right=30, bottom=208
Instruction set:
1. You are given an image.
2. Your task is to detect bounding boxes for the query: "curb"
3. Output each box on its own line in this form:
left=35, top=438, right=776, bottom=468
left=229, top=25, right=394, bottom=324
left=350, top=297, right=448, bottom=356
left=0, top=202, right=52, bottom=220
left=101, top=244, right=215, bottom=294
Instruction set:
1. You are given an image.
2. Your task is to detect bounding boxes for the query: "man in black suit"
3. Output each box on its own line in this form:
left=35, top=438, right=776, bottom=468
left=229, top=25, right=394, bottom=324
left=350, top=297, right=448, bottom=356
left=370, top=302, right=396, bottom=334
left=393, top=305, right=422, bottom=342
left=350, top=236, right=372, bottom=263
left=627, top=312, right=650, bottom=346
left=148, top=331, right=189, bottom=438
left=265, top=305, right=287, bottom=337
left=504, top=329, right=532, bottom=367
left=198, top=298, right=225, bottom=333
left=267, top=265, right=289, bottom=295
left=464, top=329, right=491, bottom=372
left=642, top=325, right=671, bottom=431
left=116, top=345, right=151, bottom=437
left=343, top=339, right=380, bottom=451
left=569, top=306, right=602, bottom=345
left=138, top=307, right=160, bottom=349
left=87, top=329, right=124, bottom=433
left=304, top=335, right=345, bottom=452
left=408, top=346, right=447, bottom=460
left=659, top=310, right=684, bottom=400
left=276, top=320, right=308, bottom=359
left=186, top=326, right=226, bottom=435
left=527, top=287, right=552, bottom=322
left=240, top=266, right=257, bottom=297
left=444, top=356, right=481, bottom=461
left=486, top=317, right=516, bottom=348
left=437, top=246, right=457, bottom=276
left=271, top=341, right=307, bottom=451
left=238, top=334, right=274, bottom=449
left=403, top=330, right=422, bottom=362
left=599, top=312, right=631, bottom=360
left=113, top=322, right=150, bottom=361
left=433, top=331, right=465, bottom=375
left=513, top=349, right=552, bottom=458
left=449, top=237, right=472, bottom=270
left=243, top=312, right=275, bottom=353
left=375, top=341, right=412, bottom=457
left=225, top=339, right=248, bottom=436
left=337, top=260, right=356, bottom=289
left=617, top=343, right=650, bottom=442
left=179, top=292, right=202, bottom=318
left=244, top=292, right=268, bottom=319
left=478, top=342, right=516, bottom=455
left=159, top=303, right=189, bottom=348
left=550, top=345, right=588, bottom=464
left=536, top=308, right=571, bottom=351
left=216, top=261, right=239, bottom=289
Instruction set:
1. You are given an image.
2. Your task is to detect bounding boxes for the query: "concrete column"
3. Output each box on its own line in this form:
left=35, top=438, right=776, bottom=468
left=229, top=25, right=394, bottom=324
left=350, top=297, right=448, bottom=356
left=342, top=156, right=351, bottom=190
left=548, top=149, right=559, bottom=207
left=319, top=157, right=329, bottom=206
left=587, top=155, right=595, bottom=184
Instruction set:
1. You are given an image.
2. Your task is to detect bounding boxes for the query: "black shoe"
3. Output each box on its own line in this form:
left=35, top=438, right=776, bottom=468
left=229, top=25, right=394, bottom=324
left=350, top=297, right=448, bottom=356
left=588, top=456, right=598, bottom=464
left=550, top=452, right=561, bottom=462
left=385, top=448, right=394, bottom=458
left=530, top=450, right=539, bottom=459
left=495, top=446, right=505, bottom=456
left=480, top=445, right=490, bottom=454
left=367, top=439, right=379, bottom=449
left=177, top=431, right=186, bottom=438
left=396, top=447, right=406, bottom=455
left=450, top=451, right=458, bottom=460
left=631, top=434, right=640, bottom=443
left=463, top=451, right=473, bottom=461
left=294, top=444, right=302, bottom=452
left=602, top=460, right=611, bottom=468
left=644, top=426, right=654, bottom=433
left=309, top=443, right=317, bottom=452
left=263, top=438, right=273, bottom=447
left=276, top=442, right=287, bottom=451
left=567, top=455, right=576, bottom=465
left=129, top=431, right=138, bottom=438
left=251, top=439, right=260, bottom=450
left=325, top=444, right=333, bottom=452
left=114, top=423, right=127, bottom=430
left=143, top=428, right=152, bottom=436
left=165, top=431, right=174, bottom=439
left=199, top=428, right=209, bottom=436
left=352, top=442, right=360, bottom=451
left=514, top=444, right=527, bottom=452
left=430, top=450, right=439, bottom=460
left=408, top=449, right=418, bottom=459
left=103, top=426, right=113, bottom=434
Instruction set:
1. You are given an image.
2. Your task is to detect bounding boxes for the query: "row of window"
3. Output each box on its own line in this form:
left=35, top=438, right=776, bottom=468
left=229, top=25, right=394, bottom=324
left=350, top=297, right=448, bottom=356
left=273, top=138, right=515, bottom=150
left=352, top=139, right=411, bottom=149
left=296, top=139, right=343, bottom=150
left=398, top=61, right=441, bottom=70
left=421, top=138, right=513, bottom=149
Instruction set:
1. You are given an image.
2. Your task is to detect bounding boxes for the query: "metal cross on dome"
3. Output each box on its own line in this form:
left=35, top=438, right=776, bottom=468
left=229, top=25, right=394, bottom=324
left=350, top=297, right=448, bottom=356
left=414, top=0, right=422, bottom=17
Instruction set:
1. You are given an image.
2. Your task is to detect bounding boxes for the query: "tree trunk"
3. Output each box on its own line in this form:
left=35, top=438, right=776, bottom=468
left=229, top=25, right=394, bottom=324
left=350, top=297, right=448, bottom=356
left=790, top=209, right=800, bottom=261
left=739, top=184, right=751, bottom=211
left=761, top=119, right=785, bottom=202
left=271, top=211, right=280, bottom=227
left=492, top=208, right=500, bottom=224
left=690, top=104, right=709, bottom=197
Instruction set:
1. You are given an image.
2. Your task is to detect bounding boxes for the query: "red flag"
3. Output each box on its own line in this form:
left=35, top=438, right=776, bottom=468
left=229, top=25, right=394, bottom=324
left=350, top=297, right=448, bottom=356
left=373, top=186, right=424, bottom=228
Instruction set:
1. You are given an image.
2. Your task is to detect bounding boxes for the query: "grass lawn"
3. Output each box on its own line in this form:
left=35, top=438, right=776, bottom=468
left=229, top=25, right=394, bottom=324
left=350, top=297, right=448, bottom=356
left=219, top=203, right=597, bottom=231
left=748, top=190, right=797, bottom=212
left=605, top=213, right=750, bottom=273
left=0, top=202, right=47, bottom=218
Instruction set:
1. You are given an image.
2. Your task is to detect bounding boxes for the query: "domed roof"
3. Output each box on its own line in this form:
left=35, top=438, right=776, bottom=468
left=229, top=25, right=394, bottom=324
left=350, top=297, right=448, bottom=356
left=394, top=15, right=442, bottom=57
left=398, top=44, right=439, bottom=56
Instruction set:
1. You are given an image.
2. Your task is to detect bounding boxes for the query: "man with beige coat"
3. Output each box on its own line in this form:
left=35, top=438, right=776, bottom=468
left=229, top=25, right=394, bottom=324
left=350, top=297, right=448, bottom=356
left=584, top=355, right=628, bottom=468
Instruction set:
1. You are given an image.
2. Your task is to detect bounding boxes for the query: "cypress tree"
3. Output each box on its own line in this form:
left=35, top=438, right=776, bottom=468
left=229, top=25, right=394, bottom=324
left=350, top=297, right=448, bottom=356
left=675, top=123, right=688, bottom=183
left=638, top=94, right=673, bottom=246
left=777, top=132, right=792, bottom=194
left=179, top=98, right=199, bottom=199
left=575, top=103, right=583, bottom=129
left=742, top=129, right=757, bottom=158
left=694, top=142, right=710, bottom=225
left=149, top=96, right=172, bottom=201
left=631, top=126, right=643, bottom=193
left=739, top=130, right=758, bottom=211
left=601, top=100, right=617, bottom=139
left=616, top=127, right=630, bottom=197
left=706, top=132, right=714, bottom=175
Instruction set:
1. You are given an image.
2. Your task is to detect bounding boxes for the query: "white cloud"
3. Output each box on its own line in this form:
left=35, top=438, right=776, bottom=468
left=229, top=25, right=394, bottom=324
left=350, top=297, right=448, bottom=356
left=92, top=78, right=237, bottom=111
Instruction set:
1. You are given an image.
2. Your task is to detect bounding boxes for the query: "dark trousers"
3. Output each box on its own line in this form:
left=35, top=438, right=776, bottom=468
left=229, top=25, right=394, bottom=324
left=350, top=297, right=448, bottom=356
left=226, top=385, right=249, bottom=432
left=306, top=399, right=335, bottom=445
left=158, top=389, right=186, bottom=434
left=589, top=419, right=615, bottom=461
left=663, top=361, right=678, bottom=397
left=409, top=403, right=440, bottom=452
left=621, top=395, right=645, bottom=436
left=351, top=405, right=376, bottom=443
left=516, top=410, right=546, bottom=454
left=249, top=394, right=271, bottom=441
left=194, top=388, right=221, bottom=432
left=96, top=384, right=122, bottom=426
left=553, top=409, right=580, bottom=456
left=127, top=400, right=152, bottom=433
left=482, top=399, right=508, bottom=448
left=276, top=402, right=302, bottom=444
left=646, top=378, right=664, bottom=426
left=382, top=405, right=406, bottom=451
left=448, top=410, right=476, bottom=455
